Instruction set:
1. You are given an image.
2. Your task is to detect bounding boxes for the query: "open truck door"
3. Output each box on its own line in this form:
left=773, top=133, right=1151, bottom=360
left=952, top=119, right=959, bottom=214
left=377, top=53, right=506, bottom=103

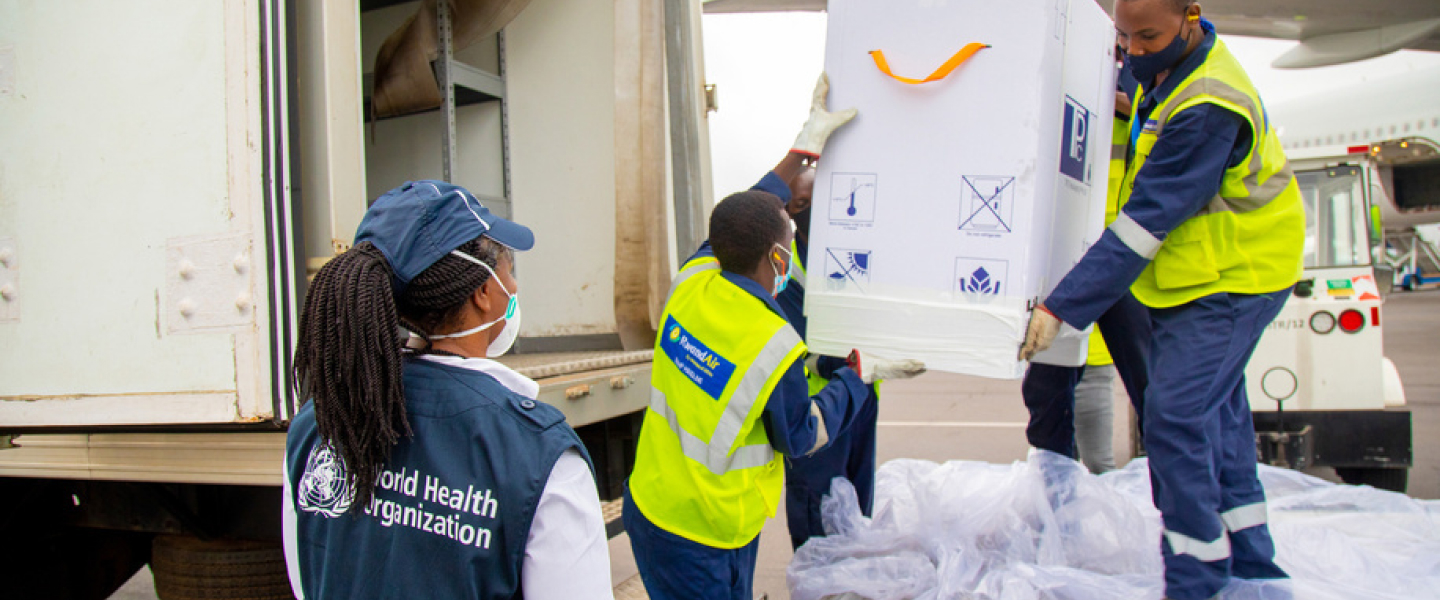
left=0, top=1, right=303, bottom=429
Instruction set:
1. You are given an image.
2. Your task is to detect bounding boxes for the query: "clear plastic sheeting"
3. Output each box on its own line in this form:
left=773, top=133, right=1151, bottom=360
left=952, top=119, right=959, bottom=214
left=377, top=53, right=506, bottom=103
left=788, top=450, right=1440, bottom=600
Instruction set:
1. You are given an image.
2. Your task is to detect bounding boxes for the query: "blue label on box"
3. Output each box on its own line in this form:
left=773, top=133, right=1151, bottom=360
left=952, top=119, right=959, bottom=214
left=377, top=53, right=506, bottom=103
left=1060, top=95, right=1091, bottom=184
left=659, top=315, right=737, bottom=401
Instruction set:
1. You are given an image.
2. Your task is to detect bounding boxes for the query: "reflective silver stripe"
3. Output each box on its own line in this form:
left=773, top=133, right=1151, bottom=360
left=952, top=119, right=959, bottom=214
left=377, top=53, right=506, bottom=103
left=1111, top=142, right=1128, bottom=161
left=1159, top=78, right=1260, bottom=138
left=664, top=261, right=720, bottom=305
left=1155, top=75, right=1294, bottom=214
left=1163, top=529, right=1231, bottom=562
left=649, top=325, right=802, bottom=476
left=1109, top=212, right=1163, bottom=260
left=1234, top=164, right=1295, bottom=213
left=1220, top=502, right=1268, bottom=532
left=707, top=326, right=802, bottom=471
left=648, top=388, right=718, bottom=471
left=648, top=388, right=780, bottom=476
left=806, top=402, right=829, bottom=455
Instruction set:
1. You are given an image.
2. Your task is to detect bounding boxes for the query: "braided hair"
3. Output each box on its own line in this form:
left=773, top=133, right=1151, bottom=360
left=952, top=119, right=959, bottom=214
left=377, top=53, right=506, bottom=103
left=293, top=237, right=512, bottom=512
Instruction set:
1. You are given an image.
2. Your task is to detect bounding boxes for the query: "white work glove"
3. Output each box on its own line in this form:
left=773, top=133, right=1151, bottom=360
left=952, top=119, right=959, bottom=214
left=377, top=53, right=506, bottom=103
left=1018, top=305, right=1062, bottom=361
left=847, top=349, right=926, bottom=384
left=791, top=73, right=859, bottom=158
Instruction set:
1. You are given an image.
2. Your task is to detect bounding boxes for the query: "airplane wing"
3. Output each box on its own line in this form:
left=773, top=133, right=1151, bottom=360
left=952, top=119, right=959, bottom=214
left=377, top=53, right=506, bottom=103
left=700, top=0, right=1440, bottom=68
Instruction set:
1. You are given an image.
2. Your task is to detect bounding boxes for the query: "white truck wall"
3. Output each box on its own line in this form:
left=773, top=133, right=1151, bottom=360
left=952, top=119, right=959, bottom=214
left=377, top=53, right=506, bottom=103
left=298, top=0, right=368, bottom=259
left=0, top=0, right=276, bottom=425
left=505, top=0, right=619, bottom=337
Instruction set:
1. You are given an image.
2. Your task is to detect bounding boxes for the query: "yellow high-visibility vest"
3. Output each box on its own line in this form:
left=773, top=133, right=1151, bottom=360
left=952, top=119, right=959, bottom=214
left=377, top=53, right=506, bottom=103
left=1117, top=39, right=1305, bottom=308
left=790, top=238, right=807, bottom=288
left=628, top=256, right=805, bottom=549
left=1107, top=107, right=1130, bottom=227
left=1088, top=110, right=1131, bottom=367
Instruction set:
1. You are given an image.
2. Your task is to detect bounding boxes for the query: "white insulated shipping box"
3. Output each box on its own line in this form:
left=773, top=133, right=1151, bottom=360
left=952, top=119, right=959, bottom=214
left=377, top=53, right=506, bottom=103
left=805, top=0, right=1117, bottom=379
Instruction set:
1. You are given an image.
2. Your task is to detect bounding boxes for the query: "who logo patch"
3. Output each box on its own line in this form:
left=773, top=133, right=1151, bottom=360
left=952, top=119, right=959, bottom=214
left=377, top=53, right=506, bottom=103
left=1059, top=96, right=1091, bottom=185
left=298, top=443, right=355, bottom=518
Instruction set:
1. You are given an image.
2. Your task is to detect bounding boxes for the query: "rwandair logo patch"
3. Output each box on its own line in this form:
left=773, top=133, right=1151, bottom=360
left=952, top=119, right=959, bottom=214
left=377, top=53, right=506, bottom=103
left=659, top=315, right=736, bottom=401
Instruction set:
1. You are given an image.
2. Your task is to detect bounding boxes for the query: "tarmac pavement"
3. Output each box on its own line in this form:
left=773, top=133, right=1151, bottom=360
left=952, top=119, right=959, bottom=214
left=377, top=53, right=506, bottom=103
left=112, top=289, right=1440, bottom=599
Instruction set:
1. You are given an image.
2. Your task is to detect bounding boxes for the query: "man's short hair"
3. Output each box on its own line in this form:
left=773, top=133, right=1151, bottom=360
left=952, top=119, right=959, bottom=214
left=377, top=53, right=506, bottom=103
left=1119, top=0, right=1192, bottom=14
left=709, top=190, right=788, bottom=274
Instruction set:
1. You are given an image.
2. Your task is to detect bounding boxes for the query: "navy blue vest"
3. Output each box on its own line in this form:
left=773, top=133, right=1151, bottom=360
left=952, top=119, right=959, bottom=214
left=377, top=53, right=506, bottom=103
left=286, top=358, right=590, bottom=599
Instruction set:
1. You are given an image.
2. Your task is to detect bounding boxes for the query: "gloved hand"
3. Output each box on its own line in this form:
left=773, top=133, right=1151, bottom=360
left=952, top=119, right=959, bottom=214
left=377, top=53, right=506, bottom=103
left=791, top=73, right=859, bottom=158
left=847, top=349, right=926, bottom=384
left=1018, top=304, right=1062, bottom=361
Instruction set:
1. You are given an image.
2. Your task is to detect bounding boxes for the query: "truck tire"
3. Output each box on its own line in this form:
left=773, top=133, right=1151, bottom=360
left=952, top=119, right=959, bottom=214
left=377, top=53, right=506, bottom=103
left=151, top=535, right=295, bottom=600
left=1335, top=467, right=1408, bottom=494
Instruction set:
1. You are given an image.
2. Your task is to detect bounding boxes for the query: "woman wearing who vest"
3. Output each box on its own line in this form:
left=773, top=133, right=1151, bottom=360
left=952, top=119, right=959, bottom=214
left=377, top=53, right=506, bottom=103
left=623, top=75, right=926, bottom=600
left=282, top=181, right=613, bottom=599
left=1020, top=1, right=1305, bottom=599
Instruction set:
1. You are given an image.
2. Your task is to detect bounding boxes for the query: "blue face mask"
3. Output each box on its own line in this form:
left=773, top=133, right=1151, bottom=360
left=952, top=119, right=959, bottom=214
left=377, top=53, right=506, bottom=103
left=1124, top=20, right=1193, bottom=84
left=771, top=243, right=794, bottom=297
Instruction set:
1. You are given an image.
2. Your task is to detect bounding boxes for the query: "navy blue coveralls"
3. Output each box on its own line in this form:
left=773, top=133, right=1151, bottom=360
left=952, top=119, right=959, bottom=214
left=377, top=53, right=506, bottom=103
left=622, top=223, right=872, bottom=600
left=1044, top=21, right=1290, bottom=600
left=284, top=358, right=589, bottom=599
left=749, top=172, right=883, bottom=550
left=1023, top=67, right=1151, bottom=463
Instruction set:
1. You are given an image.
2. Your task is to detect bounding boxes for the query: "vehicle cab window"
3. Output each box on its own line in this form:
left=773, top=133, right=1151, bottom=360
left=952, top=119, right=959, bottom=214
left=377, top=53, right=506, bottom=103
left=1297, top=165, right=1371, bottom=268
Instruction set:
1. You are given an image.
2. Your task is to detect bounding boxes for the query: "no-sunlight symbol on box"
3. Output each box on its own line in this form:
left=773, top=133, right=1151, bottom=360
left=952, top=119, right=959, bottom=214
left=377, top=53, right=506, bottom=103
left=954, top=257, right=1007, bottom=303
left=958, top=176, right=1015, bottom=233
left=825, top=248, right=871, bottom=293
left=829, top=173, right=877, bottom=224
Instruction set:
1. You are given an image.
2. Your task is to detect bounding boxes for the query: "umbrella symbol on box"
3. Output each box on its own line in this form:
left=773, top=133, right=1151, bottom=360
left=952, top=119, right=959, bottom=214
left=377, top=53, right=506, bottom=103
left=960, top=266, right=999, bottom=295
left=954, top=258, right=1007, bottom=303
left=826, top=249, right=871, bottom=292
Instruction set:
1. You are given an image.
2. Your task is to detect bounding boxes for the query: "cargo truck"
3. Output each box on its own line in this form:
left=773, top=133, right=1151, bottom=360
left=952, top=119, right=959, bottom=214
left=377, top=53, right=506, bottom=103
left=0, top=0, right=715, bottom=596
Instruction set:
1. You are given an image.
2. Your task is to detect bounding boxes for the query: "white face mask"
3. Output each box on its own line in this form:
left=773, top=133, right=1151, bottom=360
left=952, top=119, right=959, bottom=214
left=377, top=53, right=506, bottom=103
left=428, top=250, right=521, bottom=357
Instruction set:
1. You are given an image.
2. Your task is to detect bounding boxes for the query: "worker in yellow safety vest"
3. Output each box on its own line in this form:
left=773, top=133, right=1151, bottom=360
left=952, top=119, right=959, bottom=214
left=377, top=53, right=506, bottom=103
left=622, top=75, right=926, bottom=600
left=1020, top=1, right=1305, bottom=599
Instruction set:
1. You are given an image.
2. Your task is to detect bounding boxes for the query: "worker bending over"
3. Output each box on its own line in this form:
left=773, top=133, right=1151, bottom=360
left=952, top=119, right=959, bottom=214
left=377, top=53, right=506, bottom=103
left=623, top=75, right=924, bottom=600
left=1020, top=1, right=1304, bottom=599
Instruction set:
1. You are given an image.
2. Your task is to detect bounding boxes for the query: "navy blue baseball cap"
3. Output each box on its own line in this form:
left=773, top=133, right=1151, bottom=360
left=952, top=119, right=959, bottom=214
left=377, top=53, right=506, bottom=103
left=354, top=180, right=534, bottom=292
